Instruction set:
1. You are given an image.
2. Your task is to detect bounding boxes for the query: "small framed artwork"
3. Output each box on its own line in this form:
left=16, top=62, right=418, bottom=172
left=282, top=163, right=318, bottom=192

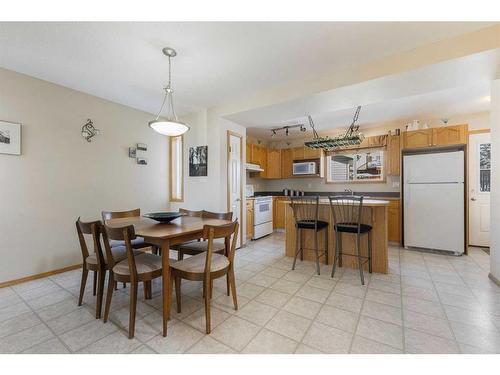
left=137, top=143, right=147, bottom=151
left=129, top=147, right=137, bottom=158
left=189, top=145, right=208, bottom=176
left=0, top=120, right=21, bottom=155
left=137, top=157, right=147, bottom=165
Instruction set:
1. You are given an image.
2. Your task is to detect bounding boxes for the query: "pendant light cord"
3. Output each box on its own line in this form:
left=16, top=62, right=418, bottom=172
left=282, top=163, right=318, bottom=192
left=154, top=54, right=173, bottom=121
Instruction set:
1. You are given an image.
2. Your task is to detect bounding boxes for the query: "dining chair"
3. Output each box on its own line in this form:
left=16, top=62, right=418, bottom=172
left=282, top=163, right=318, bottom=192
left=290, top=196, right=329, bottom=275
left=170, top=220, right=239, bottom=334
left=75, top=218, right=137, bottom=318
left=170, top=208, right=204, bottom=259
left=101, top=223, right=168, bottom=339
left=102, top=208, right=158, bottom=253
left=329, top=196, right=372, bottom=285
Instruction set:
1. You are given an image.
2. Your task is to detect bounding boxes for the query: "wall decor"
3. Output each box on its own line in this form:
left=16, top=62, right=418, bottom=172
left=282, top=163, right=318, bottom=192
left=0, top=120, right=21, bottom=155
left=81, top=119, right=100, bottom=142
left=137, top=157, right=147, bottom=165
left=137, top=143, right=147, bottom=151
left=189, top=145, right=208, bottom=176
left=129, top=147, right=137, bottom=158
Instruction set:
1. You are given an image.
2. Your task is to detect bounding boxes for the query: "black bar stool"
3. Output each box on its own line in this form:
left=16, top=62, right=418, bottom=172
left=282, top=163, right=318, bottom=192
left=329, top=196, right=372, bottom=285
left=290, top=196, right=328, bottom=275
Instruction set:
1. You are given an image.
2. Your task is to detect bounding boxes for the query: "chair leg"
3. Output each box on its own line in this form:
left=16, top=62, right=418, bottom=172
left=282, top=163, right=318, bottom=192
left=203, top=278, right=211, bottom=334
left=368, top=231, right=373, bottom=274
left=292, top=229, right=301, bottom=270
left=144, top=281, right=152, bottom=300
left=314, top=230, right=320, bottom=275
left=324, top=229, right=329, bottom=265
left=299, top=229, right=304, bottom=261
left=123, top=283, right=126, bottom=289
left=78, top=266, right=88, bottom=306
left=356, top=233, right=365, bottom=285
left=331, top=231, right=339, bottom=278
left=103, top=272, right=114, bottom=323
left=114, top=281, right=118, bottom=291
left=338, top=232, right=343, bottom=268
left=229, top=268, right=238, bottom=310
left=226, top=274, right=230, bottom=296
left=129, top=281, right=138, bottom=339
left=177, top=250, right=184, bottom=261
left=96, top=270, right=106, bottom=319
left=175, top=276, right=182, bottom=313
left=92, top=271, right=97, bottom=296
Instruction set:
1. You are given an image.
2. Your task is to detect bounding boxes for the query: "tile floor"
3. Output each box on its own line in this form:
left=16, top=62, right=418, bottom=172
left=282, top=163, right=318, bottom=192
left=1, top=232, right=500, bottom=354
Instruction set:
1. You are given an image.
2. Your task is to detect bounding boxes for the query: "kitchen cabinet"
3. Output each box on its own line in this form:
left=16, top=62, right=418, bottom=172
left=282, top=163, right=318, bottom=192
left=249, top=144, right=267, bottom=178
left=266, top=149, right=282, bottom=179
left=292, top=147, right=305, bottom=160
left=387, top=135, right=401, bottom=176
left=432, top=124, right=467, bottom=146
left=246, top=143, right=252, bottom=163
left=403, top=129, right=433, bottom=148
left=246, top=199, right=254, bottom=241
left=388, top=200, right=400, bottom=243
left=281, top=148, right=294, bottom=178
left=303, top=147, right=322, bottom=159
left=273, top=196, right=287, bottom=229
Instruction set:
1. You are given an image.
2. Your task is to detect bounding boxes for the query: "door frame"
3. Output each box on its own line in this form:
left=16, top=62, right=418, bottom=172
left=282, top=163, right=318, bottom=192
left=226, top=130, right=244, bottom=246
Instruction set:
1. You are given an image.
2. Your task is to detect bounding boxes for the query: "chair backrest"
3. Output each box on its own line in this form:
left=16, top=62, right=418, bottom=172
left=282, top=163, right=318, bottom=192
left=202, top=210, right=233, bottom=220
left=102, top=223, right=137, bottom=275
left=201, top=220, right=239, bottom=278
left=290, top=196, right=320, bottom=225
left=179, top=208, right=203, bottom=217
left=101, top=208, right=141, bottom=221
left=328, top=195, right=364, bottom=231
left=75, top=217, right=105, bottom=269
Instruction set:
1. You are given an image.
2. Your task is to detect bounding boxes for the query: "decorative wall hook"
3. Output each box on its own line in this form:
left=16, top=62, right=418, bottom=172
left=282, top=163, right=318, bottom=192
left=81, top=119, right=100, bottom=142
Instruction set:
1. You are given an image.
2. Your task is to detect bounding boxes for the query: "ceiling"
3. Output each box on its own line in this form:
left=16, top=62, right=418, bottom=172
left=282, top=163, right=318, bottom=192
left=0, top=22, right=494, bottom=116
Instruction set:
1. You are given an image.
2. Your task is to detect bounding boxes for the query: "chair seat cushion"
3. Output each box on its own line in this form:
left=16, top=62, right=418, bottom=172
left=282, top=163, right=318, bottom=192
left=297, top=220, right=329, bottom=231
left=109, top=237, right=147, bottom=249
left=86, top=247, right=142, bottom=266
left=113, top=253, right=167, bottom=276
left=177, top=239, right=225, bottom=254
left=170, top=253, right=229, bottom=275
left=334, top=223, right=372, bottom=234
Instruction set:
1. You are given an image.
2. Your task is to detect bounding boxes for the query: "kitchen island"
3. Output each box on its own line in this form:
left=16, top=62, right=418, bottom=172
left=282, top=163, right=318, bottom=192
left=284, top=199, right=390, bottom=274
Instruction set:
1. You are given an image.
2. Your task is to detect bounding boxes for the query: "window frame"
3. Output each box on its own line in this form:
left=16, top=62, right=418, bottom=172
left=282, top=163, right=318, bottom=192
left=169, top=135, right=184, bottom=202
left=325, top=148, right=386, bottom=184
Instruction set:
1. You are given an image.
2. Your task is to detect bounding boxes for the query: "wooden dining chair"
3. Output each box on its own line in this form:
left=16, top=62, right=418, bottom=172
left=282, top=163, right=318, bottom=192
left=101, top=223, right=167, bottom=339
left=170, top=220, right=239, bottom=334
left=76, top=218, right=137, bottom=319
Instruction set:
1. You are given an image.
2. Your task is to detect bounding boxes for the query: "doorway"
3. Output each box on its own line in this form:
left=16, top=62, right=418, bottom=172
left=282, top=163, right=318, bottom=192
left=469, top=131, right=491, bottom=247
left=227, top=131, right=243, bottom=248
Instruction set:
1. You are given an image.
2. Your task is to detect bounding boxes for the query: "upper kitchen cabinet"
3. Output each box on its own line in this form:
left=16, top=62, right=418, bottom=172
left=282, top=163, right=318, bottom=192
left=266, top=148, right=282, bottom=179
left=432, top=124, right=467, bottom=146
left=248, top=143, right=267, bottom=177
left=246, top=143, right=252, bottom=163
left=387, top=135, right=401, bottom=176
left=292, top=146, right=322, bottom=160
left=403, top=129, right=433, bottom=148
left=292, top=146, right=305, bottom=160
left=281, top=148, right=294, bottom=178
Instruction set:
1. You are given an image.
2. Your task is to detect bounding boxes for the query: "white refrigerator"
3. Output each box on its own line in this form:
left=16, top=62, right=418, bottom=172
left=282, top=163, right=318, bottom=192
left=403, top=150, right=465, bottom=254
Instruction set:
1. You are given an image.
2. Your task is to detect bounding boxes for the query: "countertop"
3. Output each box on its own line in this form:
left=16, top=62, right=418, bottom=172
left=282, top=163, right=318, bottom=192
left=251, top=192, right=400, bottom=201
left=282, top=198, right=390, bottom=207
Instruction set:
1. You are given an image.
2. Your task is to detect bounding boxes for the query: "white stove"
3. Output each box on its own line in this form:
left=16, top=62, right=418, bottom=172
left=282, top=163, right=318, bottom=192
left=252, top=195, right=273, bottom=240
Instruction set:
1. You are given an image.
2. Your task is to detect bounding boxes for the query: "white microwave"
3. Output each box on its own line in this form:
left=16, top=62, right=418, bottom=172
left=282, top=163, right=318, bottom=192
left=293, top=161, right=318, bottom=175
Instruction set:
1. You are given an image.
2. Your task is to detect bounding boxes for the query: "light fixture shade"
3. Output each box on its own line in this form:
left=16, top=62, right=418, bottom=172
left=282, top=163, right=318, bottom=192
left=148, top=120, right=189, bottom=136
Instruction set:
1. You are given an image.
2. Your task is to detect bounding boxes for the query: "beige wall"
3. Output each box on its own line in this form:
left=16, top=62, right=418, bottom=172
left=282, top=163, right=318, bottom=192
left=490, top=80, right=500, bottom=282
left=0, top=68, right=169, bottom=283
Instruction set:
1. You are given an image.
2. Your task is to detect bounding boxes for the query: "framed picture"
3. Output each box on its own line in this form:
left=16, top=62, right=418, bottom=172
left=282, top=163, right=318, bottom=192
left=0, top=120, right=21, bottom=155
left=189, top=146, right=208, bottom=176
left=137, top=143, right=147, bottom=151
left=137, top=157, right=147, bottom=165
left=129, top=147, right=137, bottom=158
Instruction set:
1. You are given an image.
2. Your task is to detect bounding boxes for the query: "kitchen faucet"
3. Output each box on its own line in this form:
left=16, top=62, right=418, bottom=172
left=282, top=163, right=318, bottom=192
left=344, top=188, right=354, bottom=196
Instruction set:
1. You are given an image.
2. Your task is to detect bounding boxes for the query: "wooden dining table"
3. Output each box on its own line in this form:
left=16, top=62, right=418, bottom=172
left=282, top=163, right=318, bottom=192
left=106, top=215, right=232, bottom=337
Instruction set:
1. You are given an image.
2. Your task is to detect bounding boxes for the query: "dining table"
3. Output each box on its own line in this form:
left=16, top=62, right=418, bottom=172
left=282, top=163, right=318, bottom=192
left=105, top=215, right=232, bottom=336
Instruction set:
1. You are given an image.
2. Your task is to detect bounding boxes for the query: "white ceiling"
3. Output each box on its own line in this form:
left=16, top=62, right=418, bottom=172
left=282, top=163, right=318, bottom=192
left=0, top=22, right=494, bottom=116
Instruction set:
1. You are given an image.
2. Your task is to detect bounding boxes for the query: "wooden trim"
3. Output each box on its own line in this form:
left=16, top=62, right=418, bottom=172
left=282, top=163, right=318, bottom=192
left=226, top=130, right=244, bottom=246
left=0, top=264, right=82, bottom=289
left=468, top=129, right=491, bottom=135
left=169, top=135, right=184, bottom=202
left=324, top=148, right=387, bottom=184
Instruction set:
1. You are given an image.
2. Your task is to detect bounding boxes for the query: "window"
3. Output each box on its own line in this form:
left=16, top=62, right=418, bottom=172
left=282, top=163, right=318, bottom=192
left=326, top=149, right=385, bottom=183
left=169, top=135, right=184, bottom=202
left=479, top=143, right=491, bottom=192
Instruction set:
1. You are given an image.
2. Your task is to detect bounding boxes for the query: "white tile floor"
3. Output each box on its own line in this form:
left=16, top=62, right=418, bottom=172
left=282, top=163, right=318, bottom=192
left=1, top=232, right=500, bottom=354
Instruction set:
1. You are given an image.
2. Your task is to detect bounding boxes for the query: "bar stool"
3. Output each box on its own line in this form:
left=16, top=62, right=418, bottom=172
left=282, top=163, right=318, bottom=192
left=329, top=196, right=372, bottom=285
left=290, top=196, right=328, bottom=275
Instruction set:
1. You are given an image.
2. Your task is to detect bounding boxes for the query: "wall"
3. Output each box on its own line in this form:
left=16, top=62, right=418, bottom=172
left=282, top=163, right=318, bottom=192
left=490, top=79, right=500, bottom=283
left=0, top=68, right=169, bottom=283
left=248, top=112, right=491, bottom=193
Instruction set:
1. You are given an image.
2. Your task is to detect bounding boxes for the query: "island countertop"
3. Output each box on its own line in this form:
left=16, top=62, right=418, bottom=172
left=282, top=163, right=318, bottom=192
left=284, top=199, right=389, bottom=274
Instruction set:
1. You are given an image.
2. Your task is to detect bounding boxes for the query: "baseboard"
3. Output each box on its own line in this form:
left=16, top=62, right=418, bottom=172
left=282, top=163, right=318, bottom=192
left=488, top=272, right=500, bottom=287
left=0, top=263, right=82, bottom=289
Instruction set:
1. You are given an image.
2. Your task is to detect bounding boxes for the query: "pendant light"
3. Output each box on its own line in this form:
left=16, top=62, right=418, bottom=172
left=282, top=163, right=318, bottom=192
left=148, top=47, right=190, bottom=136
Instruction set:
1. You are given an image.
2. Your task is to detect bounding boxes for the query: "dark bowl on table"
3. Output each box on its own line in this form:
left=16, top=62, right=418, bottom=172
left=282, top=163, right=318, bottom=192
left=143, top=212, right=183, bottom=224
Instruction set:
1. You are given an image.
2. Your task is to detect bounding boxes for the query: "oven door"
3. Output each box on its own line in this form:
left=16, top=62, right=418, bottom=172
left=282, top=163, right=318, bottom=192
left=254, top=200, right=273, bottom=225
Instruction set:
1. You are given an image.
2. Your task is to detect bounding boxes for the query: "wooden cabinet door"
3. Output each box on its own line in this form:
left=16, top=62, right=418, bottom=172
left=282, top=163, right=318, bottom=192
left=432, top=124, right=467, bottom=146
left=292, top=147, right=305, bottom=160
left=387, top=135, right=401, bottom=176
left=273, top=197, right=286, bottom=229
left=252, top=145, right=267, bottom=178
left=246, top=143, right=252, bottom=163
left=388, top=201, right=400, bottom=243
left=403, top=129, right=433, bottom=149
left=303, top=146, right=322, bottom=159
left=246, top=200, right=254, bottom=240
left=281, top=148, right=293, bottom=178
left=266, top=149, right=281, bottom=179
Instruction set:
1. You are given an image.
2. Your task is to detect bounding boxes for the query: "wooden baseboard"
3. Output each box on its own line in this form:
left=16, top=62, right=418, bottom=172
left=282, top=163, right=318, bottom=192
left=489, top=273, right=500, bottom=288
left=0, top=264, right=82, bottom=289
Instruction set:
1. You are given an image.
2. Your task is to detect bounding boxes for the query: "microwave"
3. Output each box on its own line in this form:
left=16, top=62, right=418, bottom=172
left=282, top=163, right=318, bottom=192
left=292, top=161, right=318, bottom=175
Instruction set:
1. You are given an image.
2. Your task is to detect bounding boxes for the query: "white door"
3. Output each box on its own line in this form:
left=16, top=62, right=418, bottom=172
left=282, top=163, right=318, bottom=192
left=469, top=132, right=491, bottom=247
left=228, top=133, right=242, bottom=248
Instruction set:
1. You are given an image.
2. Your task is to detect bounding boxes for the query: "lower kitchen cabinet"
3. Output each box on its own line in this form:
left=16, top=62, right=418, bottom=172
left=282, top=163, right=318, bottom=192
left=273, top=196, right=287, bottom=229
left=246, top=199, right=254, bottom=240
left=388, top=200, right=401, bottom=243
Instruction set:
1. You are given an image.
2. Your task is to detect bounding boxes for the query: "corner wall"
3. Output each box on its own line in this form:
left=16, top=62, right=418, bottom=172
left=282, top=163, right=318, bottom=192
left=490, top=79, right=500, bottom=282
